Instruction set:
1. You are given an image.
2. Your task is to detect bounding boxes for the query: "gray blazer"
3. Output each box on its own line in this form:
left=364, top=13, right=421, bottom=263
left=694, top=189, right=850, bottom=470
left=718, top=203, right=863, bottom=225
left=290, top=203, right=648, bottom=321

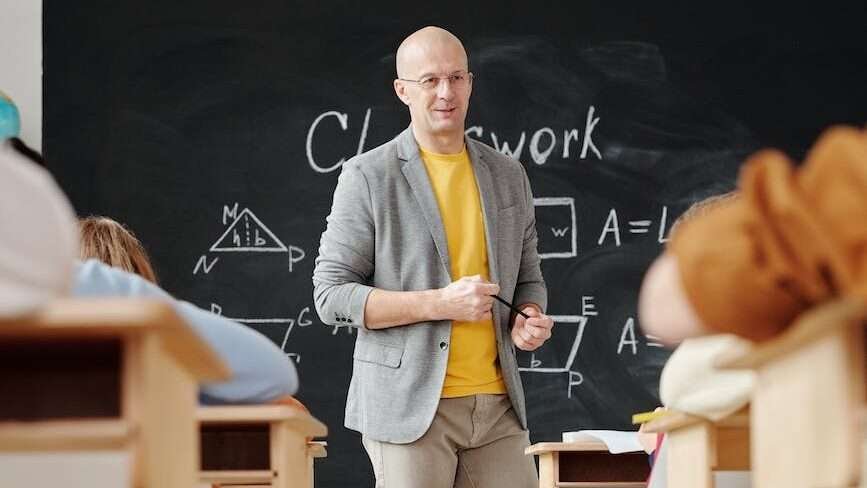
left=313, top=127, right=547, bottom=443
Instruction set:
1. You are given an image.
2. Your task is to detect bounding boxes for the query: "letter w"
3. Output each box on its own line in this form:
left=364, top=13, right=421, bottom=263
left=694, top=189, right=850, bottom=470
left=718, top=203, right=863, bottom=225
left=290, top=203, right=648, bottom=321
left=551, top=227, right=569, bottom=237
left=489, top=131, right=526, bottom=159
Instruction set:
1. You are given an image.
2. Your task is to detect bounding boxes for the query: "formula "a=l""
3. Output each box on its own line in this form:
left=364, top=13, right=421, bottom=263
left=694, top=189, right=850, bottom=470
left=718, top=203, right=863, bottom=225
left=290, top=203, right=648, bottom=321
left=193, top=255, right=220, bottom=275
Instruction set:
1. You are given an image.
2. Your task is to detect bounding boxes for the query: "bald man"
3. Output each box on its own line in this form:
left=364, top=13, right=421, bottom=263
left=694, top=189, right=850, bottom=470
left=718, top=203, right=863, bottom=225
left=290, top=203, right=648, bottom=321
left=313, top=27, right=552, bottom=487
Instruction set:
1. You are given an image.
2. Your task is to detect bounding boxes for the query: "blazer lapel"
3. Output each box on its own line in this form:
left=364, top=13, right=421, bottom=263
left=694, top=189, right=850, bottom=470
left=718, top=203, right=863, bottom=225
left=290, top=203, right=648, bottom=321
left=398, top=128, right=452, bottom=277
left=466, top=139, right=499, bottom=287
left=467, top=139, right=509, bottom=335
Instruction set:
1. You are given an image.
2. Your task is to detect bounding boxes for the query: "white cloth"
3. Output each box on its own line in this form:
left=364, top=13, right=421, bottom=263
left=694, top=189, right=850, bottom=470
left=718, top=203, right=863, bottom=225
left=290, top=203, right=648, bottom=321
left=0, top=142, right=78, bottom=316
left=659, top=334, right=755, bottom=421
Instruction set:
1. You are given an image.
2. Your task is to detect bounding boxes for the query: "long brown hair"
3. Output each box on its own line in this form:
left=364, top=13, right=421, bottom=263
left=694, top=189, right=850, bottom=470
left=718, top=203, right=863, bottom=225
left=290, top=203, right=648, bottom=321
left=78, top=216, right=158, bottom=284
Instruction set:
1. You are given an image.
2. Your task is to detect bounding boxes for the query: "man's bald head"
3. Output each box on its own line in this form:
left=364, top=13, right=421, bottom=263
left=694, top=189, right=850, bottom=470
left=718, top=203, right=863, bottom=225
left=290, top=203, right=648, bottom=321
left=393, top=26, right=472, bottom=153
left=396, top=26, right=468, bottom=78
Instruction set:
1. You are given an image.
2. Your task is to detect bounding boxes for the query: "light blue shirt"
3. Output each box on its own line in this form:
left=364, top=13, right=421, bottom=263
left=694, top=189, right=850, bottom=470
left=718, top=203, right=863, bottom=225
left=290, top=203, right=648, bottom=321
left=72, top=259, right=298, bottom=404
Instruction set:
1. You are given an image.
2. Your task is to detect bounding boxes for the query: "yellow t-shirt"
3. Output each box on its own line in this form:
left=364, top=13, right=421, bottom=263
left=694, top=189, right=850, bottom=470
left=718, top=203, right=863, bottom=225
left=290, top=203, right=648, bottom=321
left=419, top=146, right=508, bottom=398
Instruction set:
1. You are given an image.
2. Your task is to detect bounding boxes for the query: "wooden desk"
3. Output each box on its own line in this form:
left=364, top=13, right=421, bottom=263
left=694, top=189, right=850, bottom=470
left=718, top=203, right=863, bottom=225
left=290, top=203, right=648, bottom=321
left=717, top=299, right=867, bottom=488
left=642, top=409, right=749, bottom=488
left=306, top=441, right=327, bottom=488
left=526, top=440, right=649, bottom=487
left=0, top=299, right=230, bottom=488
left=198, top=405, right=327, bottom=488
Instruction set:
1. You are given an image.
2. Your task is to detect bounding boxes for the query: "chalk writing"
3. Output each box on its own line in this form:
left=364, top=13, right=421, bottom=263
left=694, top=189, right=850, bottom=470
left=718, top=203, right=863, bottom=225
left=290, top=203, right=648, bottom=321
left=646, top=335, right=665, bottom=348
left=305, top=108, right=371, bottom=174
left=617, top=317, right=665, bottom=354
left=193, top=204, right=306, bottom=275
left=581, top=296, right=597, bottom=316
left=465, top=106, right=602, bottom=165
left=519, top=315, right=588, bottom=399
left=598, top=209, right=621, bottom=246
left=534, top=197, right=577, bottom=259
left=617, top=317, right=638, bottom=355
left=211, top=208, right=287, bottom=253
left=209, top=303, right=316, bottom=358
left=193, top=255, right=219, bottom=275
left=306, top=106, right=602, bottom=174
left=598, top=207, right=669, bottom=247
left=657, top=206, right=670, bottom=243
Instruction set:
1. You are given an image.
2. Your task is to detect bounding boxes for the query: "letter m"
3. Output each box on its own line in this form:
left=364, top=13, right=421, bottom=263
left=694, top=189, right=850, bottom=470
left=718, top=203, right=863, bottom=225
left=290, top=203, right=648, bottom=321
left=222, top=203, right=239, bottom=225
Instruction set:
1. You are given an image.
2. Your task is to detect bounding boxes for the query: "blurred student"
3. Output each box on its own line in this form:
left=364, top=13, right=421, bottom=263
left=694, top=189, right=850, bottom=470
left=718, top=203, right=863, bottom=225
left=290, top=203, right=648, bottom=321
left=639, top=194, right=756, bottom=488
left=0, top=92, right=298, bottom=404
left=640, top=126, right=867, bottom=344
left=74, top=215, right=299, bottom=403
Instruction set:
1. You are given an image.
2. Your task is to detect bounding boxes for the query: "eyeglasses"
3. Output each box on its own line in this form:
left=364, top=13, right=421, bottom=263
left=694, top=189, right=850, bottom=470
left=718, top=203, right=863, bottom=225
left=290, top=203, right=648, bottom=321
left=398, top=71, right=474, bottom=91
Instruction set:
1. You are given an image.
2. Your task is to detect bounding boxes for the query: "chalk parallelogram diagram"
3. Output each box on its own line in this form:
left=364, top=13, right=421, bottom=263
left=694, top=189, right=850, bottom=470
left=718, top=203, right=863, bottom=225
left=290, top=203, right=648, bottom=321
left=518, top=315, right=588, bottom=398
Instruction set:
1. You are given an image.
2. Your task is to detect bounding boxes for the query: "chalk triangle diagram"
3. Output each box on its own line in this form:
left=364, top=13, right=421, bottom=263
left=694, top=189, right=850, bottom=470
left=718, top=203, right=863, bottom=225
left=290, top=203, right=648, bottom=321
left=210, top=208, right=288, bottom=252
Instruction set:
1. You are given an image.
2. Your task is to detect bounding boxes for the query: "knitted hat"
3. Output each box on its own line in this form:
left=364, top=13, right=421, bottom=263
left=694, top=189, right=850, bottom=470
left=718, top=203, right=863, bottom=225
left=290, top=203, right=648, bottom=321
left=0, top=90, right=21, bottom=139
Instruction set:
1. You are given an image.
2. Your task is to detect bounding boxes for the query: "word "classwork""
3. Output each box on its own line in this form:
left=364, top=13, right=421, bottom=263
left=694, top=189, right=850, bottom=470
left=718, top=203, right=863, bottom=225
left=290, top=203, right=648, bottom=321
left=306, top=106, right=602, bottom=174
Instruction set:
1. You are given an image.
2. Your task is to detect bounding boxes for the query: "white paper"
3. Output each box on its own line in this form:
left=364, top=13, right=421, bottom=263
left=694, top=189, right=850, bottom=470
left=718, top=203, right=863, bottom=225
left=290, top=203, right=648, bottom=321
left=0, top=451, right=130, bottom=488
left=561, top=429, right=644, bottom=454
left=714, top=472, right=751, bottom=488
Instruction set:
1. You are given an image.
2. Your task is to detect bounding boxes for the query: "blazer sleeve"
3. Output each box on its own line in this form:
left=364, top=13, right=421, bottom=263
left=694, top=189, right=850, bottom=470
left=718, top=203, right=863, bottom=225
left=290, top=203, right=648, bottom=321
left=312, top=162, right=376, bottom=328
left=512, top=165, right=548, bottom=313
left=670, top=127, right=867, bottom=341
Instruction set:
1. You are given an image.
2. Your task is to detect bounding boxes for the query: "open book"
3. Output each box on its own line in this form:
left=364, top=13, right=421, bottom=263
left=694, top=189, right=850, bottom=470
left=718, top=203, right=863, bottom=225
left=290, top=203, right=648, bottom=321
left=562, top=430, right=644, bottom=454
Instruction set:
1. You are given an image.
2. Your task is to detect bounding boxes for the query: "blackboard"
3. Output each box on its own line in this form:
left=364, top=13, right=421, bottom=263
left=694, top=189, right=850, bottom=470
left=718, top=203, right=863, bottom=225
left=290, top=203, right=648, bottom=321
left=44, top=2, right=867, bottom=486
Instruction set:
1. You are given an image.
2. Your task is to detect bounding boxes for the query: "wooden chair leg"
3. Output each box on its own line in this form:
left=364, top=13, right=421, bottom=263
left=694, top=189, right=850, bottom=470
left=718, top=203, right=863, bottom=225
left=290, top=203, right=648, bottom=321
left=537, top=452, right=557, bottom=488
left=667, top=423, right=713, bottom=488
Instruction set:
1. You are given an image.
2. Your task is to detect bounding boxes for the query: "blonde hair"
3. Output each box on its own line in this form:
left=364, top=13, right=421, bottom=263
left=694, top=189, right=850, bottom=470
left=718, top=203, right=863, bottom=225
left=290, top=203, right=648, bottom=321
left=78, top=216, right=158, bottom=284
left=670, top=191, right=739, bottom=235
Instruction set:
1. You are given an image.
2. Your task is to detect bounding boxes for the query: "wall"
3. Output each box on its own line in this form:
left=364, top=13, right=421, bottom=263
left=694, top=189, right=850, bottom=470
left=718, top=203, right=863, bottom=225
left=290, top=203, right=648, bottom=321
left=0, top=0, right=41, bottom=148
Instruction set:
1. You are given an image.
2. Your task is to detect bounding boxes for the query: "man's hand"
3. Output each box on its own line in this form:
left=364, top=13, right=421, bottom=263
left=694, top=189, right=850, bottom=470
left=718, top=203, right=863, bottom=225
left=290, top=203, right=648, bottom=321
left=511, top=306, right=554, bottom=351
left=436, top=275, right=500, bottom=322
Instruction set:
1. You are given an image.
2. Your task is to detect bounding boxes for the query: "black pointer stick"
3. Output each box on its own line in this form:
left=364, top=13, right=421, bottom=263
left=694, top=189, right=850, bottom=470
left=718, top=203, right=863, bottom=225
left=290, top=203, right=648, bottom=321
left=492, top=295, right=530, bottom=319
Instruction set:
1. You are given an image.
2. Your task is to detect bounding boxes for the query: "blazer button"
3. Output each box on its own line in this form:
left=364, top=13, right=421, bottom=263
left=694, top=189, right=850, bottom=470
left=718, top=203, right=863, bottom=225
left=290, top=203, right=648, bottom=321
left=439, top=341, right=448, bottom=350
left=347, top=318, right=353, bottom=323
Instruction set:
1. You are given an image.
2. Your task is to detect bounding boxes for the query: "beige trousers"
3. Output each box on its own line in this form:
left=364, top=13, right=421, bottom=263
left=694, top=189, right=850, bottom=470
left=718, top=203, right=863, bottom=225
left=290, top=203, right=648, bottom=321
left=362, top=394, right=537, bottom=488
